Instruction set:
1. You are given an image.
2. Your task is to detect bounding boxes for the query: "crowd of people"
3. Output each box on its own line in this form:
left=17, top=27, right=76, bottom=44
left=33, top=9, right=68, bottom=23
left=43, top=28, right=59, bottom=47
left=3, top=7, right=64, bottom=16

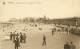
left=6, top=23, right=77, bottom=49
left=9, top=32, right=27, bottom=49
left=64, top=42, right=76, bottom=49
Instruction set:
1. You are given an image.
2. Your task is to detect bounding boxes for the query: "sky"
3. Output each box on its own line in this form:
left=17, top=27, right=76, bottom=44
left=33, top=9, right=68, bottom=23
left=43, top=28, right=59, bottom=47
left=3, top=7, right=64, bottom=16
left=0, top=0, right=80, bottom=21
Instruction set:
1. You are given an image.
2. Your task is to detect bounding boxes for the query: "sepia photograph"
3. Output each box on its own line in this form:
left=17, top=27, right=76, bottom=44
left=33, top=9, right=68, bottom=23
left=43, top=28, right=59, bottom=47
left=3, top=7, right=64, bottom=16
left=0, top=0, right=80, bottom=49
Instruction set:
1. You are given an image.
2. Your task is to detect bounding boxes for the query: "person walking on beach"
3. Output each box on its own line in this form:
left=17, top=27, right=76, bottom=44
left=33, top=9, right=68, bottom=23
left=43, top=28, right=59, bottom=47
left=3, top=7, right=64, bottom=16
left=10, top=32, right=13, bottom=41
left=13, top=32, right=16, bottom=42
left=52, top=29, right=54, bottom=36
left=70, top=42, right=76, bottom=49
left=23, top=33, right=27, bottom=43
left=14, top=37, right=20, bottom=49
left=20, top=32, right=23, bottom=43
left=42, top=35, right=46, bottom=46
